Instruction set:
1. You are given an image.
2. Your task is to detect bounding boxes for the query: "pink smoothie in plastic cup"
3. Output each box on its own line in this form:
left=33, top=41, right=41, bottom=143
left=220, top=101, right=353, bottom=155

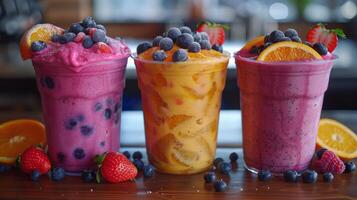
left=235, top=48, right=334, bottom=174
left=28, top=19, right=130, bottom=173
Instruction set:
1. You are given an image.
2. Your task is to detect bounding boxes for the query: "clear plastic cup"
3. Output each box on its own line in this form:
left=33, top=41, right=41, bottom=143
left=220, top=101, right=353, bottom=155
left=235, top=54, right=334, bottom=174
left=134, top=54, right=229, bottom=174
left=32, top=57, right=128, bottom=173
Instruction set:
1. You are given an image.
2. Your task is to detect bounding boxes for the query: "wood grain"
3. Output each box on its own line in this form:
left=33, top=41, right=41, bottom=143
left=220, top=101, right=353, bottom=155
left=0, top=148, right=356, bottom=200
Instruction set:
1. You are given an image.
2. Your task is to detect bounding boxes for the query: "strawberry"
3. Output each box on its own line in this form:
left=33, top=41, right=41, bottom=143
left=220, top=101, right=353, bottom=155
left=306, top=23, right=346, bottom=53
left=19, top=146, right=51, bottom=175
left=96, top=152, right=137, bottom=183
left=74, top=32, right=86, bottom=43
left=96, top=42, right=113, bottom=54
left=196, top=21, right=227, bottom=45
left=313, top=150, right=345, bottom=174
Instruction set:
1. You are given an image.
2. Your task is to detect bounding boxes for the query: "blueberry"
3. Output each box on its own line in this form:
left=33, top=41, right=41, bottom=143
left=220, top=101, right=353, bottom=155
left=313, top=43, right=328, bottom=55
left=137, top=42, right=152, bottom=54
left=277, top=37, right=292, bottom=42
left=172, top=49, right=188, bottom=62
left=123, top=151, right=131, bottom=159
left=0, top=165, right=11, bottom=173
left=200, top=32, right=209, bottom=41
left=100, top=141, right=105, bottom=147
left=188, top=42, right=201, bottom=53
left=31, top=41, right=47, bottom=52
left=193, top=32, right=202, bottom=42
left=302, top=170, right=318, bottom=183
left=176, top=33, right=194, bottom=49
left=323, top=172, right=334, bottom=182
left=213, top=157, right=224, bottom=168
left=212, top=44, right=223, bottom=53
left=82, top=36, right=94, bottom=48
left=316, top=148, right=327, bottom=159
left=51, top=167, right=65, bottom=181
left=51, top=34, right=61, bottom=43
left=219, top=162, right=231, bottom=175
left=284, top=28, right=298, bottom=38
left=213, top=180, right=227, bottom=192
left=81, top=170, right=95, bottom=182
left=344, top=162, right=356, bottom=173
left=167, top=27, right=181, bottom=41
left=258, top=170, right=272, bottom=181
left=159, top=37, right=173, bottom=51
left=304, top=41, right=313, bottom=47
left=264, top=34, right=270, bottom=43
left=96, top=24, right=107, bottom=34
left=59, top=32, right=76, bottom=44
left=229, top=152, right=239, bottom=162
left=81, top=16, right=96, bottom=28
left=103, top=108, right=112, bottom=120
left=199, top=40, right=211, bottom=50
left=65, top=118, right=78, bottom=130
left=57, top=152, right=65, bottom=163
left=133, top=159, right=144, bottom=171
left=94, top=102, right=103, bottom=111
left=80, top=125, right=93, bottom=136
left=44, top=76, right=55, bottom=89
left=133, top=151, right=143, bottom=160
left=31, top=170, right=41, bottom=182
left=143, top=164, right=155, bottom=177
left=73, top=148, right=85, bottom=160
left=291, top=36, right=302, bottom=43
left=283, top=170, right=298, bottom=183
left=203, top=172, right=216, bottom=183
left=152, top=50, right=167, bottom=61
left=92, top=29, right=106, bottom=43
left=69, top=23, right=84, bottom=34
left=180, top=26, right=192, bottom=34
left=249, top=45, right=259, bottom=54
left=152, top=36, right=163, bottom=47
left=268, top=30, right=285, bottom=43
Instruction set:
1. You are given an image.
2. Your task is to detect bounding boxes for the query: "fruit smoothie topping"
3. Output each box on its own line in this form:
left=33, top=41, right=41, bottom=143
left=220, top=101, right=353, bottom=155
left=239, top=24, right=345, bottom=62
left=136, top=22, right=228, bottom=62
left=20, top=17, right=130, bottom=67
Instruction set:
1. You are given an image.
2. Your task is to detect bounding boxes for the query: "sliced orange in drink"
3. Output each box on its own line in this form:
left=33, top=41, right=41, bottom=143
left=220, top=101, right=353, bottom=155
left=257, top=41, right=322, bottom=62
left=241, top=35, right=265, bottom=51
left=0, top=119, right=46, bottom=164
left=19, top=24, right=64, bottom=60
left=317, top=119, right=357, bottom=160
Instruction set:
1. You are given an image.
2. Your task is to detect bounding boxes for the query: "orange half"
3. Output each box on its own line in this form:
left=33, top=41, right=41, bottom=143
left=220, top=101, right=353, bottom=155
left=19, top=23, right=63, bottom=60
left=317, top=119, right=357, bottom=160
left=0, top=119, right=46, bottom=164
left=241, top=35, right=265, bottom=51
left=257, top=41, right=322, bottom=62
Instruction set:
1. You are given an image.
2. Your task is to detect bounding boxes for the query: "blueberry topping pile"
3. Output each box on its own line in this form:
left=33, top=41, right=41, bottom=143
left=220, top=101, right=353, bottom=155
left=322, top=172, right=334, bottom=182
left=257, top=170, right=272, bottom=182
left=137, top=26, right=224, bottom=62
left=50, top=167, right=65, bottom=181
left=302, top=169, right=318, bottom=183
left=283, top=170, right=299, bottom=183
left=143, top=164, right=155, bottom=178
left=250, top=28, right=328, bottom=56
left=133, top=151, right=143, bottom=160
left=203, top=171, right=216, bottom=183
left=31, top=41, right=47, bottom=52
left=213, top=180, right=228, bottom=192
left=133, top=159, right=144, bottom=171
left=344, top=161, right=356, bottom=173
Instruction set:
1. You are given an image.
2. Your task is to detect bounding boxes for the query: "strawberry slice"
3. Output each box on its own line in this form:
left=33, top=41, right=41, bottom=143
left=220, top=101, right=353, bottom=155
left=196, top=21, right=227, bottom=45
left=306, top=23, right=346, bottom=53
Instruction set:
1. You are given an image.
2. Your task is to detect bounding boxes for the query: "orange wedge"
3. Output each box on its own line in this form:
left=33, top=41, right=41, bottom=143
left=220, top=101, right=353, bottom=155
left=0, top=119, right=46, bottom=164
left=19, top=23, right=63, bottom=60
left=257, top=41, right=322, bottom=62
left=241, top=35, right=265, bottom=51
left=317, top=119, right=357, bottom=160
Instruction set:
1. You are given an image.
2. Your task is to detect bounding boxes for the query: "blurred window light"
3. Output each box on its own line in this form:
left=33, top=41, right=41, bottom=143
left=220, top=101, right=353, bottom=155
left=304, top=4, right=330, bottom=22
left=340, top=0, right=357, bottom=19
left=269, top=2, right=289, bottom=20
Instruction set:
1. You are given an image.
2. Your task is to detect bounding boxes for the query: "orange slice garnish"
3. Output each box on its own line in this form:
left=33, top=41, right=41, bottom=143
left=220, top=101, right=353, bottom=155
left=0, top=119, right=46, bottom=164
left=241, top=35, right=265, bottom=51
left=317, top=119, right=357, bottom=160
left=19, top=23, right=64, bottom=60
left=257, top=41, right=322, bottom=62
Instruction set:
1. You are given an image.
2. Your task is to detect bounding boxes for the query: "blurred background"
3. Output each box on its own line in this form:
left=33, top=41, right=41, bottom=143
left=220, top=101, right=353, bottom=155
left=0, top=0, right=356, bottom=114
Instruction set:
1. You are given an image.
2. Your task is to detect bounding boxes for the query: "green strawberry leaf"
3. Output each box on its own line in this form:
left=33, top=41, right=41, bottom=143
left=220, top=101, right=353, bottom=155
left=331, top=28, right=346, bottom=38
left=94, top=153, right=106, bottom=165
left=96, top=170, right=102, bottom=183
left=15, top=156, right=21, bottom=168
left=197, top=20, right=229, bottom=30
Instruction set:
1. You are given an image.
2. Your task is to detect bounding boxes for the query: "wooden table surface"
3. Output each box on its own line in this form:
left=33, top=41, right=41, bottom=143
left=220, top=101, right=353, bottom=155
left=0, top=147, right=356, bottom=200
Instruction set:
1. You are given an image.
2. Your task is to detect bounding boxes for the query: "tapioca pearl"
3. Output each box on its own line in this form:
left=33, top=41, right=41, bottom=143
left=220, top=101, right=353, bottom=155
left=65, top=118, right=78, bottom=130
left=57, top=152, right=66, bottom=163
left=44, top=76, right=55, bottom=89
left=73, top=148, right=85, bottom=160
left=77, top=114, right=85, bottom=122
left=104, top=108, right=112, bottom=120
left=80, top=125, right=94, bottom=136
left=94, top=102, right=103, bottom=112
left=100, top=141, right=105, bottom=147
